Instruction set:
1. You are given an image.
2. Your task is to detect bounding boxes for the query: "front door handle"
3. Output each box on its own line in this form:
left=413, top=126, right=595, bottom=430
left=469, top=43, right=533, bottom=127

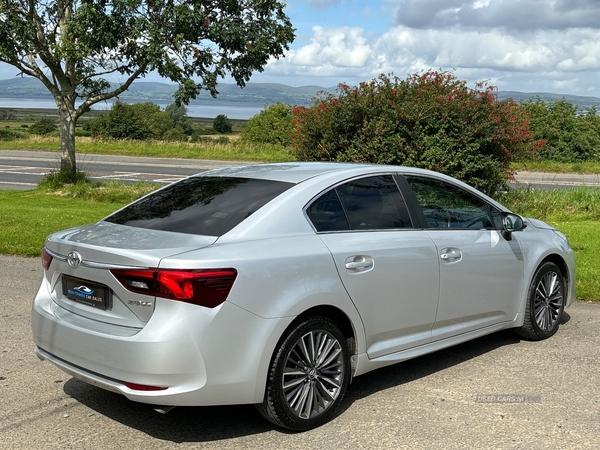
left=345, top=255, right=374, bottom=273
left=440, top=247, right=462, bottom=263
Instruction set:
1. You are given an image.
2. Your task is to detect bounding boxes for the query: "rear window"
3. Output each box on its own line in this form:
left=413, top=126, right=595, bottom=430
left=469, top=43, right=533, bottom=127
left=105, top=176, right=293, bottom=236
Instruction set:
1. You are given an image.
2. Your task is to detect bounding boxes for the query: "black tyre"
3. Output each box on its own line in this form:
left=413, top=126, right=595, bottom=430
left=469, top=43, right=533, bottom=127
left=516, top=262, right=565, bottom=340
left=256, top=316, right=351, bottom=431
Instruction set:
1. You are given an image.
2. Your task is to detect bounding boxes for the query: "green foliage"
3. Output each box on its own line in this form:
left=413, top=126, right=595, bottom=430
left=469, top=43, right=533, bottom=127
left=290, top=72, right=538, bottom=196
left=242, top=102, right=293, bottom=146
left=214, top=136, right=230, bottom=144
left=38, top=169, right=89, bottom=188
left=0, top=128, right=27, bottom=141
left=213, top=114, right=232, bottom=134
left=29, top=118, right=58, bottom=135
left=162, top=126, right=187, bottom=142
left=520, top=97, right=600, bottom=162
left=37, top=179, right=159, bottom=204
left=89, top=101, right=152, bottom=140
left=0, top=0, right=294, bottom=175
left=88, top=101, right=189, bottom=141
left=165, top=103, right=193, bottom=135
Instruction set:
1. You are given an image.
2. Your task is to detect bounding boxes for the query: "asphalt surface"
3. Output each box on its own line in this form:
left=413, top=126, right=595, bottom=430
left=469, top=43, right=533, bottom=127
left=1, top=150, right=600, bottom=190
left=0, top=150, right=249, bottom=189
left=1, top=254, right=599, bottom=449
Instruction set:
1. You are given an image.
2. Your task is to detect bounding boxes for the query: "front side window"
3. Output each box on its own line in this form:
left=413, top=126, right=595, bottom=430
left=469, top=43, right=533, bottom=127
left=405, top=176, right=500, bottom=229
left=106, top=176, right=293, bottom=236
left=308, top=175, right=412, bottom=232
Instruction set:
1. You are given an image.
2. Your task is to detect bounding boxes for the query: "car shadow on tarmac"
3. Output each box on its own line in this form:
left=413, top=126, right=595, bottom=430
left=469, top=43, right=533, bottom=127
left=63, top=315, right=570, bottom=442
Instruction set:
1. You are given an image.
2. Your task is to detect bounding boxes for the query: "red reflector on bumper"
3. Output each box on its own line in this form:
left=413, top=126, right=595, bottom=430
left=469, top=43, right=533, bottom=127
left=124, top=382, right=168, bottom=391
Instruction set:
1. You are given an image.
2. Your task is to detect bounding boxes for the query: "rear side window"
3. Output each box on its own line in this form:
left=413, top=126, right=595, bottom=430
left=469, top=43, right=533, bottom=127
left=105, top=176, right=293, bottom=236
left=307, top=175, right=412, bottom=232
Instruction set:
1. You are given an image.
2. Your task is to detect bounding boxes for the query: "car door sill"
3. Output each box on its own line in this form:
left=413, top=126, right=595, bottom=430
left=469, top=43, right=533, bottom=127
left=353, top=318, right=519, bottom=377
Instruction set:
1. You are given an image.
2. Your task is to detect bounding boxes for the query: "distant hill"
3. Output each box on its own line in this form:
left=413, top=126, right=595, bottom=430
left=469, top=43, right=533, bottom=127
left=1, top=77, right=599, bottom=109
left=497, top=91, right=600, bottom=108
left=0, top=77, right=329, bottom=106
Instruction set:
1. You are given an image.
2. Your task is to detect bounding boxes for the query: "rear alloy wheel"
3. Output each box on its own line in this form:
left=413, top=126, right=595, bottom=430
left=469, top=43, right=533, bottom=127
left=516, top=262, right=565, bottom=340
left=256, top=316, right=350, bottom=430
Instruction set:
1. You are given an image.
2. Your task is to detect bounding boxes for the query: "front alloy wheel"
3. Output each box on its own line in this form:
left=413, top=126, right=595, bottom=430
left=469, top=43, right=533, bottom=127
left=516, top=262, right=565, bottom=340
left=256, top=316, right=350, bottom=430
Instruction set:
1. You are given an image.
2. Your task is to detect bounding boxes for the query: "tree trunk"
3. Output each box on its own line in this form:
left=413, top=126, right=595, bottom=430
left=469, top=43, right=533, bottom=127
left=57, top=101, right=77, bottom=177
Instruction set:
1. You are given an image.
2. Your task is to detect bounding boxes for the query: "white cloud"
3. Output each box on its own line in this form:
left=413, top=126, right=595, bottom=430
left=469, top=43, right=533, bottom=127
left=258, top=19, right=600, bottom=96
left=392, top=0, right=600, bottom=31
left=289, top=26, right=372, bottom=68
left=553, top=79, right=579, bottom=91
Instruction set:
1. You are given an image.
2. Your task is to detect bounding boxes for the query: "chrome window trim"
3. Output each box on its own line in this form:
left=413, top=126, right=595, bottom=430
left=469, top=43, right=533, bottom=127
left=303, top=172, right=417, bottom=234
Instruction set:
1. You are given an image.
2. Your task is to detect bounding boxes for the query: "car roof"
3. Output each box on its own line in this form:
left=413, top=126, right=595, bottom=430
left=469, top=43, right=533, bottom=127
left=197, top=162, right=438, bottom=184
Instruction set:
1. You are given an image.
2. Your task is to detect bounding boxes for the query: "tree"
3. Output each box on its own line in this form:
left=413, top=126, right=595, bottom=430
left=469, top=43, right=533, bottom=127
left=0, top=1, right=294, bottom=178
left=89, top=100, right=190, bottom=140
left=89, top=101, right=156, bottom=140
left=213, top=114, right=232, bottom=133
left=521, top=96, right=600, bottom=162
left=29, top=118, right=58, bottom=135
left=165, top=103, right=192, bottom=135
left=290, top=72, right=538, bottom=196
left=241, top=102, right=292, bottom=145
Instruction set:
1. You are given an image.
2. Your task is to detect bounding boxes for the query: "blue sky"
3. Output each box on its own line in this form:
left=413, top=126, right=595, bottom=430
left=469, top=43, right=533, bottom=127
left=1, top=0, right=599, bottom=97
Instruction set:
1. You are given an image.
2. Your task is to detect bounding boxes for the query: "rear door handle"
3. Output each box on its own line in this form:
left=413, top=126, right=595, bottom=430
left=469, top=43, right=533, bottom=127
left=345, top=255, right=374, bottom=273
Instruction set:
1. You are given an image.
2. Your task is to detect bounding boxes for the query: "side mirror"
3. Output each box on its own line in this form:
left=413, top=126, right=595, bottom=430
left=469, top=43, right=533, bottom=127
left=502, top=213, right=527, bottom=241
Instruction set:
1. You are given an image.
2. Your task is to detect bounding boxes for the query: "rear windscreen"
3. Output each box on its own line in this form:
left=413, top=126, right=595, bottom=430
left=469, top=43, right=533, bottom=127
left=105, top=176, right=294, bottom=236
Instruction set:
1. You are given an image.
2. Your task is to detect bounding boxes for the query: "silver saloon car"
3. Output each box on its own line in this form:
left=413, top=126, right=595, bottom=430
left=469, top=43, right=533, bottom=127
left=32, top=162, right=575, bottom=430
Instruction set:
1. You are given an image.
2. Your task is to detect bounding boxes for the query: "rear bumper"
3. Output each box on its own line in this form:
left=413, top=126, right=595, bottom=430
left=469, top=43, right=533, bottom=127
left=31, top=283, right=288, bottom=406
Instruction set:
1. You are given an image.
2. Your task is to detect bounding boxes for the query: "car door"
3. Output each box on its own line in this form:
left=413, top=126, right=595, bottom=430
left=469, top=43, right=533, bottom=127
left=307, top=174, right=439, bottom=359
left=402, top=175, right=525, bottom=340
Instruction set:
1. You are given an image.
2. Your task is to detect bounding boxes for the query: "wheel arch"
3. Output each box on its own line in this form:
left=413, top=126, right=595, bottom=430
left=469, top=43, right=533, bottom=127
left=515, top=250, right=573, bottom=327
left=256, top=308, right=355, bottom=429
left=293, top=305, right=357, bottom=355
left=276, top=305, right=359, bottom=380
left=540, top=253, right=570, bottom=284
left=515, top=254, right=569, bottom=340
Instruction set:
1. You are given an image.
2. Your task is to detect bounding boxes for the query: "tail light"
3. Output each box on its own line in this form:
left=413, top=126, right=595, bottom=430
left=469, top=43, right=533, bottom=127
left=41, top=247, right=53, bottom=271
left=110, top=268, right=237, bottom=308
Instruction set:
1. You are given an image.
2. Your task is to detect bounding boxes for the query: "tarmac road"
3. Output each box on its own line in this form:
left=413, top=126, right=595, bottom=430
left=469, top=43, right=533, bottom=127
left=1, top=255, right=599, bottom=449
left=0, top=150, right=247, bottom=189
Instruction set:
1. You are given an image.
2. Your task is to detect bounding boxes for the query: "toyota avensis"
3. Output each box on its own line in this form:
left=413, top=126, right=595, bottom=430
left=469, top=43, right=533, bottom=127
left=32, top=163, right=575, bottom=430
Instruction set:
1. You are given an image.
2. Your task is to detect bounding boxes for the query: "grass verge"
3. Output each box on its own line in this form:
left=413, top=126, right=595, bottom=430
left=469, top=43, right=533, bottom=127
left=512, top=160, right=600, bottom=174
left=498, top=187, right=600, bottom=301
left=0, top=190, right=125, bottom=256
left=548, top=221, right=599, bottom=301
left=0, top=136, right=294, bottom=162
left=0, top=178, right=160, bottom=256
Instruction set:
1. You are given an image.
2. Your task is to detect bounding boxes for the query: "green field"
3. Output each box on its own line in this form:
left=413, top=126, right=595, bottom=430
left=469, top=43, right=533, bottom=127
left=0, top=190, right=123, bottom=256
